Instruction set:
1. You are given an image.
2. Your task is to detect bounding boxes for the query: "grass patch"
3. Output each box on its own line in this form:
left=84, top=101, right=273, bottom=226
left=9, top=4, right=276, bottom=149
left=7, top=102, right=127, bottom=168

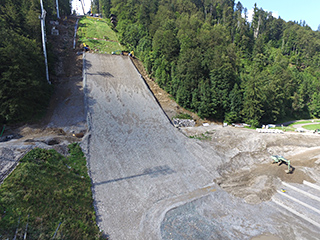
left=0, top=144, right=103, bottom=239
left=302, top=124, right=320, bottom=130
left=78, top=17, right=117, bottom=41
left=78, top=17, right=122, bottom=54
left=274, top=126, right=296, bottom=132
left=189, top=131, right=214, bottom=141
left=168, top=95, right=175, bottom=101
left=288, top=120, right=320, bottom=126
left=245, top=125, right=296, bottom=131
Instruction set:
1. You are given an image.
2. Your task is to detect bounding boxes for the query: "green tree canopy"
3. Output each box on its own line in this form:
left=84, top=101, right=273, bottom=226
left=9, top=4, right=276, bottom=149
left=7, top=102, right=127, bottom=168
left=106, top=0, right=320, bottom=125
left=0, top=0, right=71, bottom=123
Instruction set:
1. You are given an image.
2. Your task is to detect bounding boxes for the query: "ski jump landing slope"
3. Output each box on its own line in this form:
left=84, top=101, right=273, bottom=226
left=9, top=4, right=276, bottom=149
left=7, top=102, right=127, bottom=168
left=83, top=53, right=219, bottom=239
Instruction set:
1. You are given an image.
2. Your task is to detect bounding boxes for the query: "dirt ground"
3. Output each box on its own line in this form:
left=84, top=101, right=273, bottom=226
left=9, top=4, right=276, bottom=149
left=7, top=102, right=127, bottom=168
left=120, top=42, right=320, bottom=212
left=1, top=17, right=320, bottom=239
left=180, top=125, right=320, bottom=204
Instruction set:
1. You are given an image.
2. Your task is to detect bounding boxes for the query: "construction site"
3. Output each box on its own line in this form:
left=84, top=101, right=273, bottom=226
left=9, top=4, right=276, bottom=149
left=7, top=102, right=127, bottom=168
left=0, top=17, right=320, bottom=239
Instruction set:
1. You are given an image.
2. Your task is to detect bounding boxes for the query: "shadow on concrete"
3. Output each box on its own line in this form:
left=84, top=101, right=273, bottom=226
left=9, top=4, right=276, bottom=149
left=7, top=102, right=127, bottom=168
left=95, top=165, right=176, bottom=185
left=86, top=71, right=114, bottom=77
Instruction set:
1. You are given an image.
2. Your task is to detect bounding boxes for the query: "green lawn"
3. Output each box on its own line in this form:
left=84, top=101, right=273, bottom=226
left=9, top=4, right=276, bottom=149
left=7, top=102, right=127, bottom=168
left=0, top=144, right=103, bottom=239
left=78, top=17, right=122, bottom=54
left=302, top=124, right=320, bottom=130
left=274, top=126, right=296, bottom=131
left=289, top=120, right=320, bottom=126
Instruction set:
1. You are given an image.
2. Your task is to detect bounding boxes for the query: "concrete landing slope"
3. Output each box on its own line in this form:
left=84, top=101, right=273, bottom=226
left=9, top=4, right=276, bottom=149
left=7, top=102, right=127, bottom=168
left=83, top=53, right=216, bottom=239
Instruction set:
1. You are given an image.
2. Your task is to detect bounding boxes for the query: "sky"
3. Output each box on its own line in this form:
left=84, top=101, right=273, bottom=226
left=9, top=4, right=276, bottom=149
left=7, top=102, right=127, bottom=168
left=239, top=0, right=320, bottom=31
left=71, top=0, right=320, bottom=31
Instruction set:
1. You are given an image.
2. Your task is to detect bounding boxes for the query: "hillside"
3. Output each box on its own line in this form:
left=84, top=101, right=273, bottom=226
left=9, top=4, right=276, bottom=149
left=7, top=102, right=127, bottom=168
left=0, top=0, right=72, bottom=124
left=0, top=11, right=319, bottom=240
left=82, top=52, right=320, bottom=239
left=91, top=0, right=320, bottom=126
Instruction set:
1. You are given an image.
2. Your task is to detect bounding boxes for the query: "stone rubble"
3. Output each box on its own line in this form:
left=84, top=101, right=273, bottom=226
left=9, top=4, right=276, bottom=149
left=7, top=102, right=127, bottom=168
left=172, top=118, right=195, bottom=127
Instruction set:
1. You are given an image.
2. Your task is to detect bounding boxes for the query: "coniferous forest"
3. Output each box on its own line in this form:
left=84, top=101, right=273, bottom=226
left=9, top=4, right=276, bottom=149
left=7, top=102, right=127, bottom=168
left=2, top=0, right=320, bottom=127
left=0, top=0, right=71, bottom=124
left=93, top=0, right=320, bottom=126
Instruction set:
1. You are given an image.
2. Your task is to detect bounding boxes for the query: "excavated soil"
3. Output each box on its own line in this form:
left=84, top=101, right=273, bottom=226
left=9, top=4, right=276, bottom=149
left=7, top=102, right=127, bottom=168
left=130, top=56, right=320, bottom=209
left=181, top=125, right=320, bottom=204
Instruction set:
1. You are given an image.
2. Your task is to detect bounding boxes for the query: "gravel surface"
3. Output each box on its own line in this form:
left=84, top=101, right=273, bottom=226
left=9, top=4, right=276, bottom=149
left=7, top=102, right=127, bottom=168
left=82, top=53, right=219, bottom=239
left=82, top=53, right=320, bottom=239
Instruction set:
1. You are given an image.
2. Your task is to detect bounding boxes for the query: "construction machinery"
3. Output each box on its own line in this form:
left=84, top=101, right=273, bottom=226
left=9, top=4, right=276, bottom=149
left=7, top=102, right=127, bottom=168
left=271, top=155, right=293, bottom=174
left=313, top=129, right=320, bottom=134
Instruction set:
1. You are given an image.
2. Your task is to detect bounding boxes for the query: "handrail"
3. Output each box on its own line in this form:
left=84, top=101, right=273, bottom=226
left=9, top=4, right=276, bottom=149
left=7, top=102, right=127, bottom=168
left=73, top=19, right=79, bottom=49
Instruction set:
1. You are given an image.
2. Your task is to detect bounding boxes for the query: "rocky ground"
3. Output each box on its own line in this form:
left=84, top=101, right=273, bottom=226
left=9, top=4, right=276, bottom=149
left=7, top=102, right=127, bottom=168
left=181, top=125, right=320, bottom=203
left=0, top=17, right=319, bottom=239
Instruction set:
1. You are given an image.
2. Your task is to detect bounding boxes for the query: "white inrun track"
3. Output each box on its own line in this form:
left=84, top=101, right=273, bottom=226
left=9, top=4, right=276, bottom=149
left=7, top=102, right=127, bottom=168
left=272, top=180, right=320, bottom=229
